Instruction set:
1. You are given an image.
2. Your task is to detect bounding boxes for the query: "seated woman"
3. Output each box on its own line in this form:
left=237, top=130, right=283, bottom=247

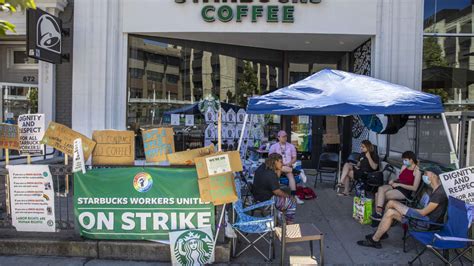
left=252, top=153, right=297, bottom=223
left=371, top=151, right=421, bottom=221
left=337, top=140, right=379, bottom=196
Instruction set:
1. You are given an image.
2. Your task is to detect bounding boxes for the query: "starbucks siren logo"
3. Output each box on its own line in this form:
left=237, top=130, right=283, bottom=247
left=133, top=172, right=153, bottom=193
left=174, top=230, right=214, bottom=266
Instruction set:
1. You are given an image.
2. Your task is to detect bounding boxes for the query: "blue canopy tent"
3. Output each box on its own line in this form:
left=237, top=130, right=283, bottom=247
left=238, top=69, right=458, bottom=168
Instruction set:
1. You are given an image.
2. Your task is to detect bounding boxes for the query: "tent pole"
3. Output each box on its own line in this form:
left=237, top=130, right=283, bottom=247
left=237, top=114, right=249, bottom=152
left=441, top=113, right=460, bottom=169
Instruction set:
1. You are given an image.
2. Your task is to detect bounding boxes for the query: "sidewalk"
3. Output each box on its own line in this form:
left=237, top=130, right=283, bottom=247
left=231, top=175, right=469, bottom=265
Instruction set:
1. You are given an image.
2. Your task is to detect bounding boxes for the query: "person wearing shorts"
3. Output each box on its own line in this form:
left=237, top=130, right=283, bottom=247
left=357, top=166, right=447, bottom=249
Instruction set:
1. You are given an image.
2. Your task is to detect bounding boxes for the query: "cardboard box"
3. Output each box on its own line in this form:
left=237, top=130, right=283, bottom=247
left=167, top=144, right=215, bottom=165
left=142, top=128, right=175, bottom=163
left=326, top=116, right=339, bottom=134
left=323, top=134, right=340, bottom=144
left=92, top=130, right=135, bottom=165
left=41, top=122, right=96, bottom=160
left=195, top=151, right=243, bottom=205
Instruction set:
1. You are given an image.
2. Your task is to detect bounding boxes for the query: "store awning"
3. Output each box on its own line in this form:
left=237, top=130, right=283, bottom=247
left=247, top=69, right=444, bottom=116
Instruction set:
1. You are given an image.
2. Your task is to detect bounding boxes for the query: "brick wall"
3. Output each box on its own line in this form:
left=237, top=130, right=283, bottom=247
left=55, top=0, right=74, bottom=127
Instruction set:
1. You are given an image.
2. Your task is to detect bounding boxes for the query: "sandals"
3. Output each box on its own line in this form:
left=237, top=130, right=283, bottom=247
left=337, top=192, right=349, bottom=197
left=336, top=183, right=344, bottom=188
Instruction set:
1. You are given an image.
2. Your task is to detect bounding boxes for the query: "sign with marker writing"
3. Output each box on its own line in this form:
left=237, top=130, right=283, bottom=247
left=18, top=114, right=45, bottom=155
left=440, top=166, right=474, bottom=204
left=142, top=128, right=175, bottom=163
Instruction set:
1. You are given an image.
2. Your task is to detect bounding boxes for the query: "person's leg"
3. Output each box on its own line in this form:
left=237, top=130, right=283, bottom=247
left=274, top=196, right=297, bottom=223
left=372, top=208, right=404, bottom=241
left=385, top=189, right=408, bottom=201
left=338, top=163, right=352, bottom=186
left=282, top=166, right=303, bottom=204
left=375, top=185, right=394, bottom=214
left=342, top=170, right=354, bottom=194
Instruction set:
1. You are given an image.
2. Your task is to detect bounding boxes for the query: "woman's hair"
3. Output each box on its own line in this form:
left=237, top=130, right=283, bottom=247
left=361, top=140, right=375, bottom=153
left=265, top=153, right=283, bottom=172
left=402, top=150, right=418, bottom=165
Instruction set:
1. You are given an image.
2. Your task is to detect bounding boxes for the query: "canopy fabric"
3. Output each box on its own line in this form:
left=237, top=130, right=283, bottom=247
left=247, top=69, right=444, bottom=116
left=164, top=102, right=242, bottom=115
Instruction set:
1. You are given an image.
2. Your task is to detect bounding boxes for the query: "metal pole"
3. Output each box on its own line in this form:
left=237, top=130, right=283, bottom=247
left=441, top=113, right=460, bottom=169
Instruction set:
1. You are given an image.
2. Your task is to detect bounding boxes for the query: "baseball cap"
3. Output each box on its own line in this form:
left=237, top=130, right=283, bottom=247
left=277, top=130, right=287, bottom=137
left=424, top=165, right=443, bottom=176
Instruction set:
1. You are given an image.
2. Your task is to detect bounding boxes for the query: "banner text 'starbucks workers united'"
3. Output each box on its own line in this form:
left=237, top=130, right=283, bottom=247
left=74, top=167, right=215, bottom=240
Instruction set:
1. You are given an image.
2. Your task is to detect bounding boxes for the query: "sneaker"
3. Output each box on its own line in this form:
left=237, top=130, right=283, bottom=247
left=371, top=213, right=383, bottom=221
left=365, top=233, right=389, bottom=240
left=356, top=238, right=382, bottom=249
left=295, top=196, right=305, bottom=205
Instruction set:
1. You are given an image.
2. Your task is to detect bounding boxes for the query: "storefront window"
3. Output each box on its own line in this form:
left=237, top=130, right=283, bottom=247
left=1, top=84, right=38, bottom=123
left=424, top=0, right=473, bottom=34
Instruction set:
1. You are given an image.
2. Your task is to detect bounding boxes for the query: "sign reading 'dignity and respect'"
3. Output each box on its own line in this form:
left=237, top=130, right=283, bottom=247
left=440, top=166, right=474, bottom=204
left=74, top=167, right=215, bottom=241
left=142, top=128, right=175, bottom=163
left=41, top=122, right=96, bottom=160
left=0, top=123, right=20, bottom=150
left=6, top=165, right=56, bottom=232
left=18, top=114, right=45, bottom=155
left=92, top=130, right=135, bottom=165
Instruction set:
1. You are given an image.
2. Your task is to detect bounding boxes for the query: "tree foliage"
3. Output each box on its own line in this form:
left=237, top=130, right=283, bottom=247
left=423, top=37, right=448, bottom=68
left=236, top=61, right=258, bottom=107
left=0, top=0, right=36, bottom=35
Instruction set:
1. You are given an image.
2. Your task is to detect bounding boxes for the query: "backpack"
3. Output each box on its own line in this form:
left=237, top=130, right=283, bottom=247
left=296, top=186, right=317, bottom=200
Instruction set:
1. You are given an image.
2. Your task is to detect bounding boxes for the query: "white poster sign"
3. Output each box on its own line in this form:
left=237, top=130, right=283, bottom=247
left=18, top=114, right=45, bottom=155
left=185, top=115, right=195, bottom=126
left=206, top=154, right=232, bottom=175
left=205, top=124, right=216, bottom=139
left=440, top=167, right=474, bottom=204
left=73, top=138, right=86, bottom=174
left=299, top=115, right=310, bottom=124
left=205, top=108, right=216, bottom=123
left=237, top=109, right=246, bottom=123
left=169, top=227, right=215, bottom=266
left=171, top=114, right=181, bottom=126
left=6, top=165, right=56, bottom=232
left=227, top=109, right=236, bottom=124
left=226, top=124, right=236, bottom=139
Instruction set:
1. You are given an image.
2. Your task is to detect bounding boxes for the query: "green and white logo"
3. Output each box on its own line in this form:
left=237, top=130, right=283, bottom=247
left=171, top=228, right=214, bottom=266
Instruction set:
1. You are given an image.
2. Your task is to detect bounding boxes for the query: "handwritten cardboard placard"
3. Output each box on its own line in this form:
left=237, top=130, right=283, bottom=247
left=73, top=138, right=86, bottom=174
left=92, top=130, right=135, bottom=165
left=0, top=123, right=20, bottom=150
left=142, top=128, right=175, bottom=163
left=41, top=122, right=96, bottom=160
left=18, top=114, right=45, bottom=155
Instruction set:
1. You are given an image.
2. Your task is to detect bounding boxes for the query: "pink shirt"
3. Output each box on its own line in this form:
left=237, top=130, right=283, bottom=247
left=269, top=142, right=297, bottom=165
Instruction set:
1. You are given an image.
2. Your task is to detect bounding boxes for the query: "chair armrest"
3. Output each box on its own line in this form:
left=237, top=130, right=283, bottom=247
left=233, top=218, right=274, bottom=227
left=434, top=234, right=474, bottom=243
left=242, top=199, right=274, bottom=212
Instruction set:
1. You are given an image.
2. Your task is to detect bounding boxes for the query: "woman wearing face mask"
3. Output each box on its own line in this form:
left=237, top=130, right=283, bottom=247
left=371, top=151, right=421, bottom=221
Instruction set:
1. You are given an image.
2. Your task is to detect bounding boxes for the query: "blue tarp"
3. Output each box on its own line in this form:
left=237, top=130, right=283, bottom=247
left=247, top=69, right=444, bottom=115
left=164, top=102, right=242, bottom=115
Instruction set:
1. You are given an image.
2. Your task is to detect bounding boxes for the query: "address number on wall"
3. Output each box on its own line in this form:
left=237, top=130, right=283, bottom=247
left=22, top=76, right=36, bottom=82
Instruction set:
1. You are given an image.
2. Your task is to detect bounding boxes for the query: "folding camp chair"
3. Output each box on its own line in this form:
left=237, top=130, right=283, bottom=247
left=314, top=152, right=339, bottom=188
left=407, top=196, right=473, bottom=265
left=231, top=178, right=276, bottom=261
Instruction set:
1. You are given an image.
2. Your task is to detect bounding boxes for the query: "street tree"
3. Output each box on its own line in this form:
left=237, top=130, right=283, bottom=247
left=0, top=0, right=36, bottom=35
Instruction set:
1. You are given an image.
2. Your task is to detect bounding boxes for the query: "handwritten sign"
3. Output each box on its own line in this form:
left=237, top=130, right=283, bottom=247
left=0, top=123, right=20, bottom=150
left=92, top=130, right=135, bottom=165
left=41, top=122, right=96, bottom=160
left=73, top=139, right=86, bottom=174
left=142, top=128, right=175, bottom=163
left=440, top=166, right=474, bottom=204
left=18, top=114, right=45, bottom=155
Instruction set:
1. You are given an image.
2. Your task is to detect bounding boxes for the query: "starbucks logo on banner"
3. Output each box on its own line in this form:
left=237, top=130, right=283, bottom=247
left=173, top=229, right=214, bottom=266
left=133, top=172, right=153, bottom=193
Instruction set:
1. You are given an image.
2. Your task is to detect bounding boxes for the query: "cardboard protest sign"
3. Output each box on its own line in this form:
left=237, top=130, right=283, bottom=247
left=142, top=128, right=175, bottom=163
left=18, top=114, right=45, bottom=155
left=0, top=123, right=20, bottom=150
left=167, top=145, right=215, bottom=165
left=440, top=167, right=474, bottom=204
left=6, top=165, right=56, bottom=232
left=195, top=151, right=242, bottom=205
left=92, top=130, right=135, bottom=165
left=41, top=122, right=96, bottom=160
left=73, top=139, right=86, bottom=174
left=169, top=227, right=215, bottom=265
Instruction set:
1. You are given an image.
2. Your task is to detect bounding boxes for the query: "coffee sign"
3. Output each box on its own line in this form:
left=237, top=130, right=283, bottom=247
left=175, top=0, right=321, bottom=23
left=92, top=130, right=135, bottom=166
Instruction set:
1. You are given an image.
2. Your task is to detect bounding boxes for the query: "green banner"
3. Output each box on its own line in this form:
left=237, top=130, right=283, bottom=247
left=74, top=167, right=215, bottom=240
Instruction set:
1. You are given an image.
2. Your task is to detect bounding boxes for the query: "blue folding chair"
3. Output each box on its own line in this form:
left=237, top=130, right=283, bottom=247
left=408, top=196, right=473, bottom=265
left=231, top=178, right=276, bottom=261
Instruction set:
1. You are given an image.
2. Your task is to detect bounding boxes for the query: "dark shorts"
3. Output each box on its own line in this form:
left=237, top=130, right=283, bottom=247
left=395, top=187, right=412, bottom=199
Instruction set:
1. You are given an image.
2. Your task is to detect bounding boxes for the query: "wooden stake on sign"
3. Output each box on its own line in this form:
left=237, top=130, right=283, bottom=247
left=218, top=108, right=222, bottom=152
left=65, top=154, right=69, bottom=195
left=5, top=149, right=11, bottom=216
left=27, top=155, right=31, bottom=165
